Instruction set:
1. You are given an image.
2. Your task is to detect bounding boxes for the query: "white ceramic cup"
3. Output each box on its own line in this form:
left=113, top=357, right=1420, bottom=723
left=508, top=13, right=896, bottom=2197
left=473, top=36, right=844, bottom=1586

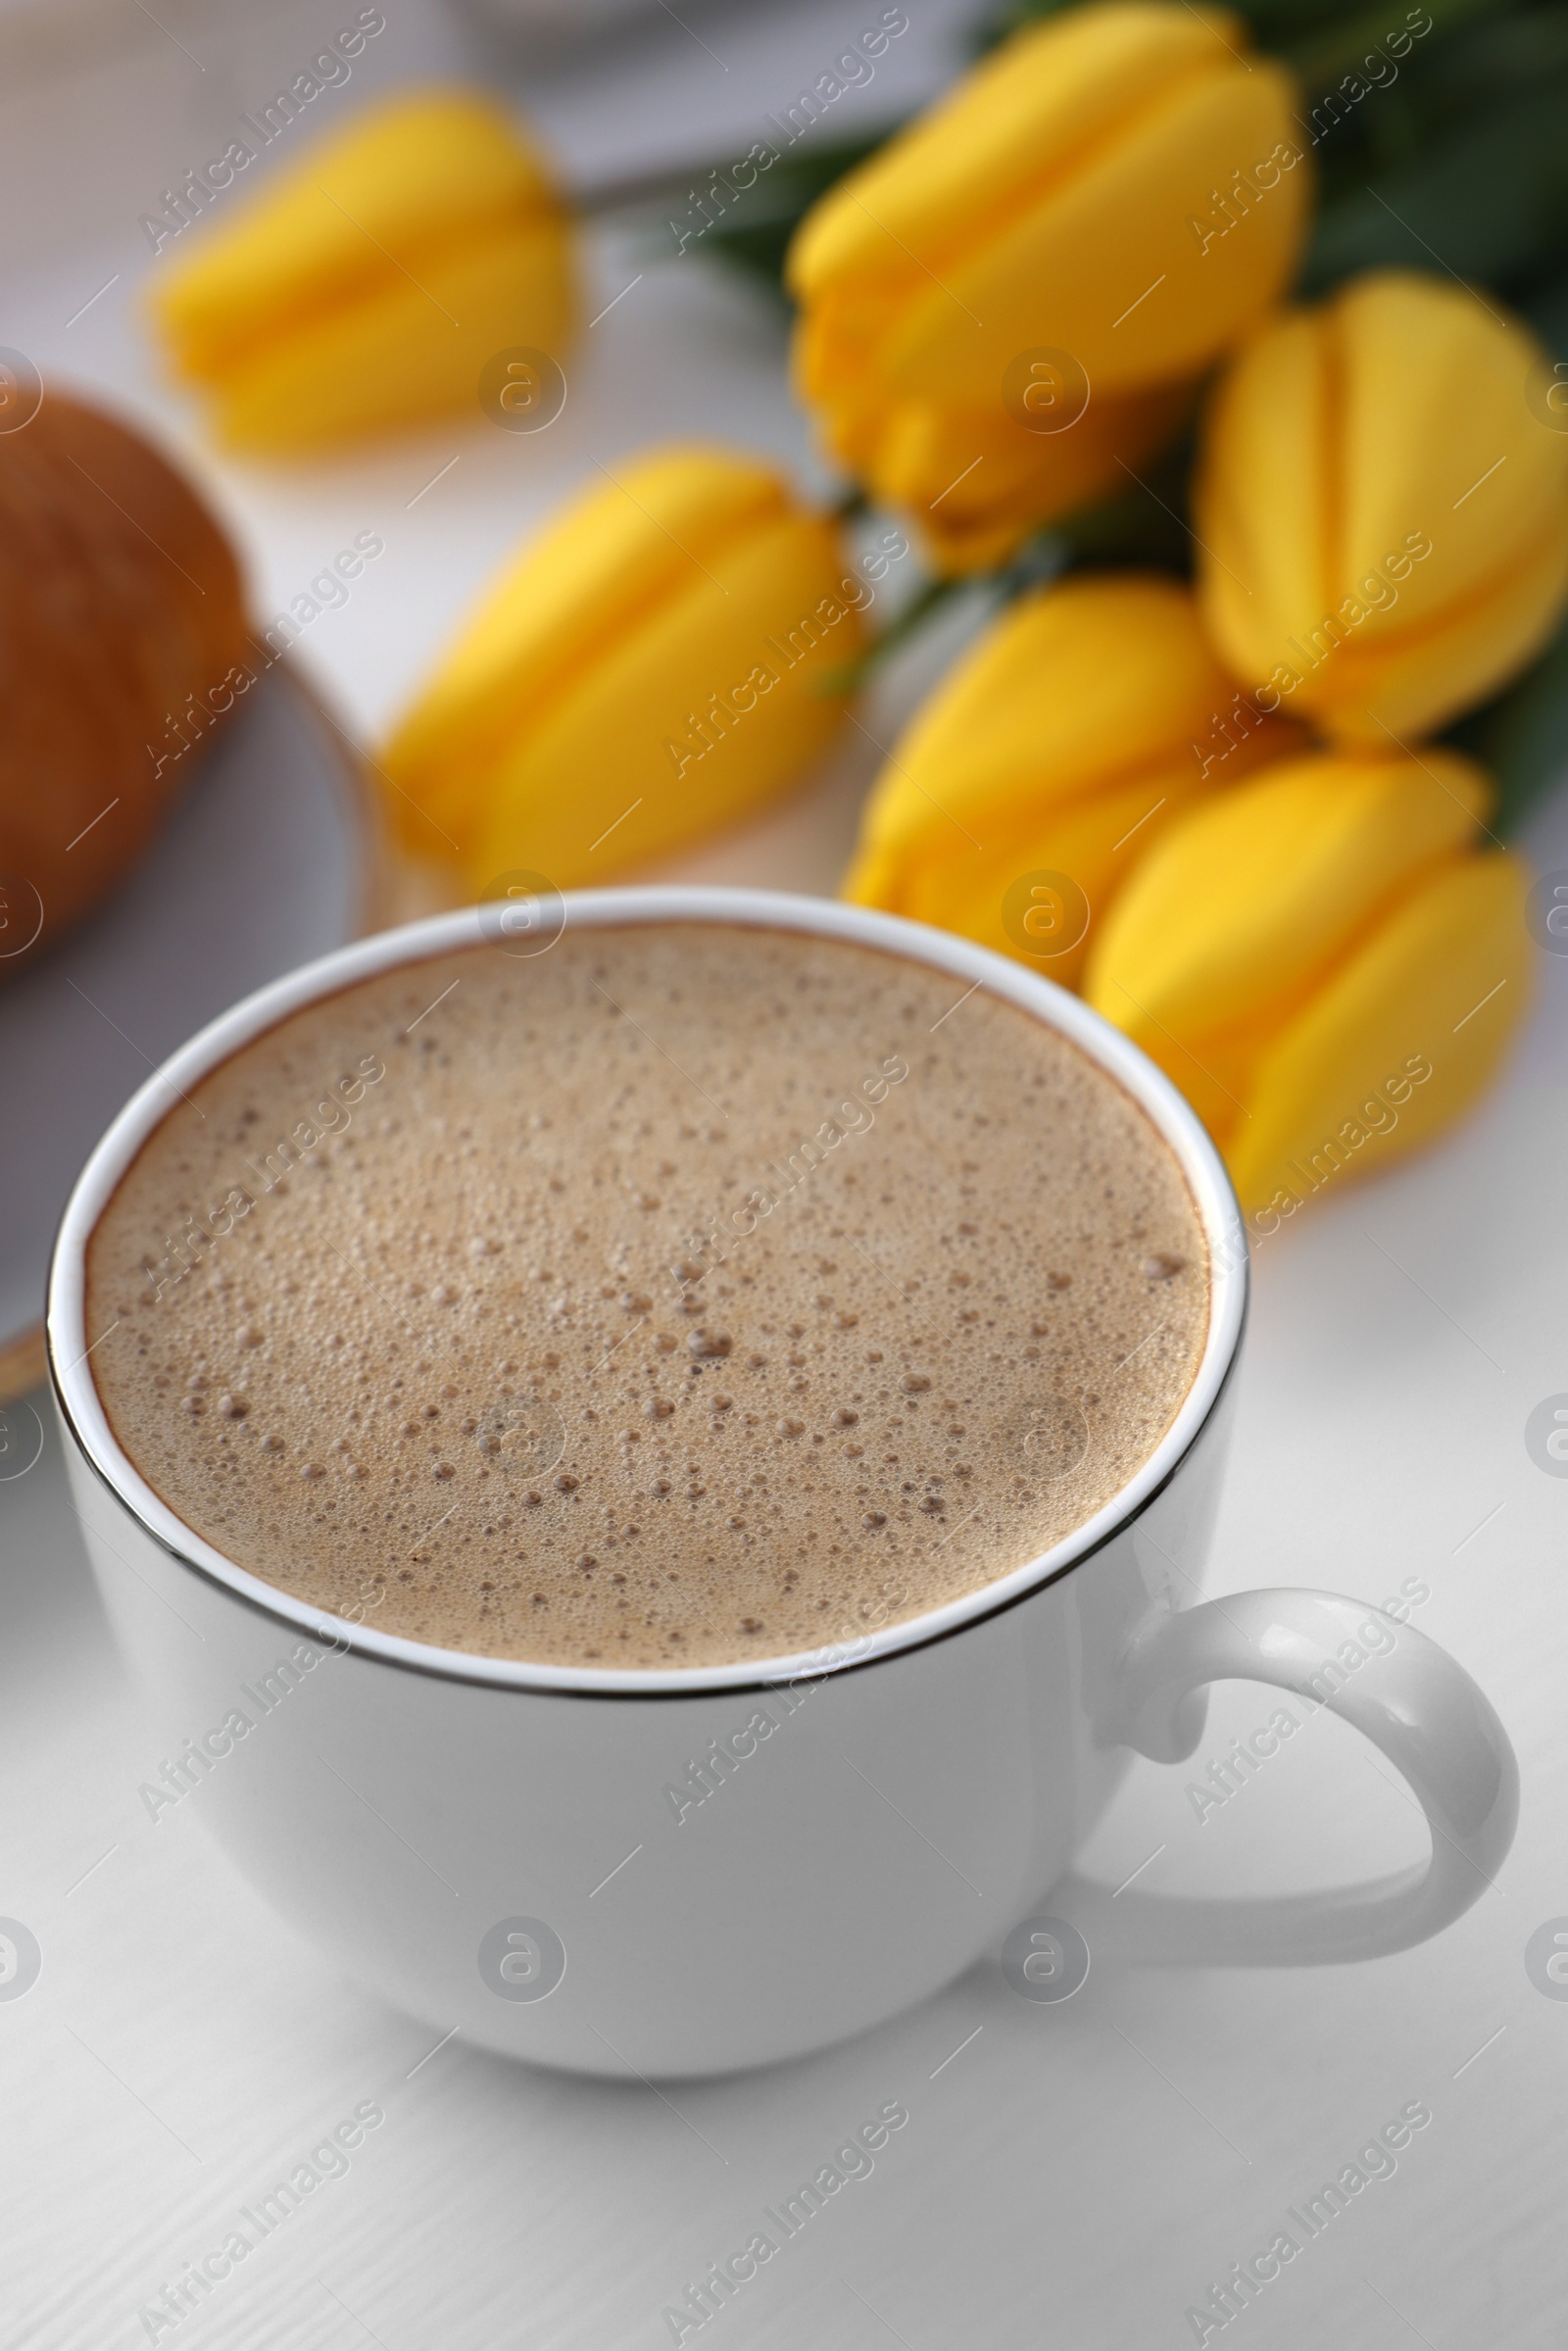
left=48, top=889, right=1518, bottom=2078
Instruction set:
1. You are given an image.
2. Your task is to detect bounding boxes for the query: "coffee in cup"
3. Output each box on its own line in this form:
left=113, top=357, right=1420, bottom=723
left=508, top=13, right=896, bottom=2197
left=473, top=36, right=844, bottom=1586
left=84, top=922, right=1207, bottom=1668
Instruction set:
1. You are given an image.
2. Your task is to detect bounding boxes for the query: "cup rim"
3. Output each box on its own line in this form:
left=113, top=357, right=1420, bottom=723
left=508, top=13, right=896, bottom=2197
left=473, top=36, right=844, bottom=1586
left=48, top=886, right=1249, bottom=1698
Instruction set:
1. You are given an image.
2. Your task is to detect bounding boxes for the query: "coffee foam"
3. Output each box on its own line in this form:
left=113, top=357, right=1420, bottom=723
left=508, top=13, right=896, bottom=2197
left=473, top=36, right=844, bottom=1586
left=85, top=924, right=1209, bottom=1668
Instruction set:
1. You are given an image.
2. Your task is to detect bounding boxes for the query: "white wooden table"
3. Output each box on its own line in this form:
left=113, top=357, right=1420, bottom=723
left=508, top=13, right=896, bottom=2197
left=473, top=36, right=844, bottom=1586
left=2, top=4, right=1566, bottom=2344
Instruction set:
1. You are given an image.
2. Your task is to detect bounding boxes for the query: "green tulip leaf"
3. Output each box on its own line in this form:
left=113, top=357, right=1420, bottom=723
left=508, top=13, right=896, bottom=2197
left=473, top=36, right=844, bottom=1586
left=817, top=574, right=979, bottom=695
left=1302, top=74, right=1568, bottom=293
left=1446, top=608, right=1568, bottom=835
left=1524, top=266, right=1568, bottom=356
left=1284, top=0, right=1515, bottom=101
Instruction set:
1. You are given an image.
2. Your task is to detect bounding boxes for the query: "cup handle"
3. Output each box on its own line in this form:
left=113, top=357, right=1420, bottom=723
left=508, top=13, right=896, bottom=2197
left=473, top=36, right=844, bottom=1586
left=1056, top=1590, right=1519, bottom=1965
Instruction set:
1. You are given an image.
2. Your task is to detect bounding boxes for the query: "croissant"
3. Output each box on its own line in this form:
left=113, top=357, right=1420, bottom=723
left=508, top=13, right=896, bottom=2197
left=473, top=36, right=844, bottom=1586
left=0, top=387, right=249, bottom=975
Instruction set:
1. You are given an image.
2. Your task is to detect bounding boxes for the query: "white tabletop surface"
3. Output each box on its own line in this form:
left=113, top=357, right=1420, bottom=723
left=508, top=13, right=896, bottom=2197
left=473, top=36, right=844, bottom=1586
left=3, top=4, right=1567, bottom=2346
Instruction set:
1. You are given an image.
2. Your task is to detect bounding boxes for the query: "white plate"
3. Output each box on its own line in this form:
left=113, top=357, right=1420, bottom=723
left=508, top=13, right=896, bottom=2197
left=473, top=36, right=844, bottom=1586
left=0, top=665, right=377, bottom=1396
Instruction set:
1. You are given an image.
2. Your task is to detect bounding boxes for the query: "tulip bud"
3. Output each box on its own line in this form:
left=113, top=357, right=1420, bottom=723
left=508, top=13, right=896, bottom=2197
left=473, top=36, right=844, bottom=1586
left=842, top=573, right=1299, bottom=986
left=149, top=91, right=574, bottom=452
left=1084, top=748, right=1531, bottom=1213
left=1195, top=270, right=1568, bottom=742
left=380, top=444, right=864, bottom=890
left=788, top=2, right=1308, bottom=569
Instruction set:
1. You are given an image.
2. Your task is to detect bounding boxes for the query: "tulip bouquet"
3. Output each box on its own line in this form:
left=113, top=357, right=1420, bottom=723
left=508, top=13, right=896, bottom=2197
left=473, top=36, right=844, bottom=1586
left=142, top=0, right=1568, bottom=1228
left=796, top=0, right=1568, bottom=1228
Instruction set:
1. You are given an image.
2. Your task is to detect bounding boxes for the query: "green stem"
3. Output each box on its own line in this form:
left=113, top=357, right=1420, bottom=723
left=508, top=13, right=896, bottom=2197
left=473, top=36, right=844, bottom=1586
left=818, top=575, right=973, bottom=696
left=1445, top=610, right=1568, bottom=837
left=1282, top=0, right=1512, bottom=95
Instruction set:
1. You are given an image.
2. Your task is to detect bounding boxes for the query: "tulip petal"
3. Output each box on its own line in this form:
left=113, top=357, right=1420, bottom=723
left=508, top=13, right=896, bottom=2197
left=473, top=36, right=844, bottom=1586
left=872, top=764, right=1215, bottom=990
left=886, top=62, right=1307, bottom=398
left=1227, top=852, right=1531, bottom=1211
left=788, top=3, right=1250, bottom=306
left=382, top=446, right=790, bottom=844
left=472, top=512, right=858, bottom=886
left=1196, top=269, right=1568, bottom=738
left=205, top=217, right=573, bottom=452
left=1336, top=274, right=1562, bottom=631
left=854, top=574, right=1250, bottom=874
left=1309, top=526, right=1568, bottom=745
left=867, top=380, right=1192, bottom=574
left=154, top=91, right=563, bottom=379
left=1194, top=306, right=1328, bottom=694
left=1084, top=747, right=1493, bottom=1055
left=843, top=573, right=1301, bottom=982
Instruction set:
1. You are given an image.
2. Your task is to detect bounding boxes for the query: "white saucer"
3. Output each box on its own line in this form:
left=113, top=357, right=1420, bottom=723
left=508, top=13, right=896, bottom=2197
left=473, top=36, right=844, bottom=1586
left=0, top=664, right=380, bottom=1398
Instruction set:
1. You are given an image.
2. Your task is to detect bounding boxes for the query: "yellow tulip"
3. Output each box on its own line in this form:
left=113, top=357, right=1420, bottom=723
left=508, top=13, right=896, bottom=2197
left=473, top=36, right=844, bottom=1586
left=787, top=2, right=1308, bottom=570
left=380, top=444, right=866, bottom=889
left=842, top=573, right=1300, bottom=987
left=1195, top=270, right=1568, bottom=742
left=1084, top=747, right=1532, bottom=1215
left=149, top=91, right=574, bottom=452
